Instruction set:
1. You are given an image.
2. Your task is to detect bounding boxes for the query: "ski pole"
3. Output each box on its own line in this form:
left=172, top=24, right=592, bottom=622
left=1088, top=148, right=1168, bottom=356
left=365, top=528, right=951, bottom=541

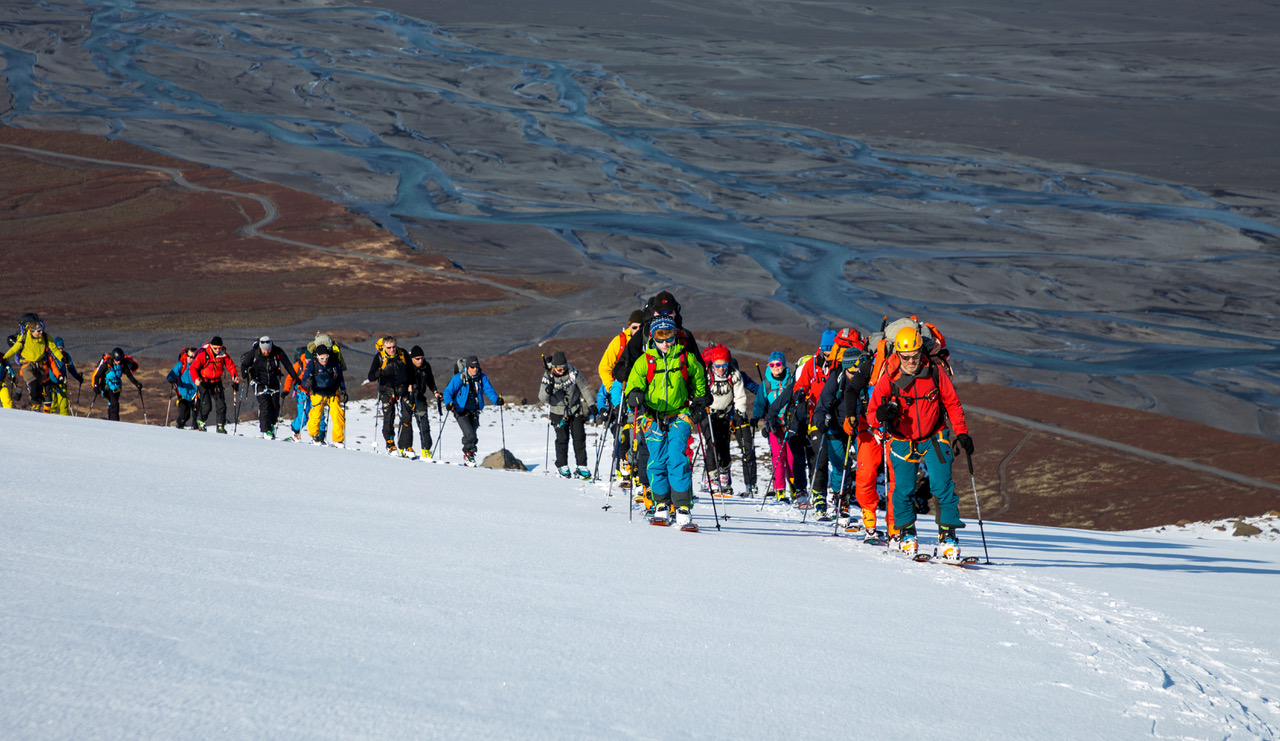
left=692, top=420, right=722, bottom=528
left=545, top=417, right=552, bottom=478
left=232, top=382, right=245, bottom=434
left=958, top=444, right=992, bottom=565
left=374, top=394, right=383, bottom=453
left=628, top=409, right=642, bottom=523
left=431, top=408, right=453, bottom=459
left=499, top=401, right=507, bottom=452
left=833, top=432, right=855, bottom=535
left=87, top=391, right=99, bottom=419
left=74, top=380, right=82, bottom=416
left=137, top=385, right=148, bottom=425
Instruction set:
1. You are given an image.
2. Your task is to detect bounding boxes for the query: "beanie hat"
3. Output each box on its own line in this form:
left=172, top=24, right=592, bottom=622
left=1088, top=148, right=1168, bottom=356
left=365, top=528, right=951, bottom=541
left=819, top=330, right=837, bottom=352
left=259, top=336, right=272, bottom=351
left=409, top=345, right=425, bottom=358
left=53, top=336, right=65, bottom=347
left=706, top=344, right=731, bottom=365
left=210, top=335, right=224, bottom=346
left=650, top=316, right=677, bottom=335
left=768, top=350, right=786, bottom=365
left=652, top=291, right=679, bottom=314
left=628, top=309, right=644, bottom=325
left=551, top=350, right=567, bottom=367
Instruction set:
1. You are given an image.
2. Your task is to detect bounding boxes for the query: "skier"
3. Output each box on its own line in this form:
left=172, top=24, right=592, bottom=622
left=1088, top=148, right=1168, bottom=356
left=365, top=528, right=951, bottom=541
left=441, top=356, right=503, bottom=466
left=406, top=346, right=442, bottom=458
left=165, top=347, right=201, bottom=429
left=700, top=344, right=752, bottom=496
left=623, top=316, right=709, bottom=529
left=284, top=346, right=325, bottom=442
left=813, top=349, right=873, bottom=524
left=850, top=316, right=951, bottom=543
left=49, top=337, right=85, bottom=415
left=804, top=328, right=866, bottom=515
left=753, top=351, right=807, bottom=502
left=188, top=337, right=240, bottom=433
left=866, top=326, right=974, bottom=560
left=4, top=313, right=65, bottom=412
left=301, top=344, right=347, bottom=447
left=0, top=351, right=13, bottom=409
left=539, top=350, right=597, bottom=479
left=614, top=292, right=706, bottom=498
left=240, top=336, right=302, bottom=439
left=367, top=336, right=414, bottom=455
left=91, top=348, right=142, bottom=422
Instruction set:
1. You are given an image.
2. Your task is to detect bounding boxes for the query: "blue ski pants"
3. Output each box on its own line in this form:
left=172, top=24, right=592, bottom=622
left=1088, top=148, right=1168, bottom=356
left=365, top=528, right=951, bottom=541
left=642, top=412, right=694, bottom=508
left=889, top=431, right=961, bottom=530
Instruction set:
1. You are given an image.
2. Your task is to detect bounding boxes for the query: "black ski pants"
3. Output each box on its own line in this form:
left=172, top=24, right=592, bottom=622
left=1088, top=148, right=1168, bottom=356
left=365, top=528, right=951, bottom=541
left=174, top=397, right=196, bottom=429
left=198, top=383, right=228, bottom=427
left=380, top=391, right=412, bottom=449
left=700, top=413, right=733, bottom=473
left=735, top=422, right=757, bottom=488
left=103, top=387, right=122, bottom=421
left=551, top=412, right=587, bottom=468
left=256, top=387, right=282, bottom=432
left=410, top=398, right=433, bottom=452
left=455, top=408, right=481, bottom=454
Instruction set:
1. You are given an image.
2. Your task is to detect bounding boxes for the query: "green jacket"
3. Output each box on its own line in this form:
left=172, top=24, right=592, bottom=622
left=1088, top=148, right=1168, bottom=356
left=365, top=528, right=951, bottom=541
left=624, top=342, right=708, bottom=416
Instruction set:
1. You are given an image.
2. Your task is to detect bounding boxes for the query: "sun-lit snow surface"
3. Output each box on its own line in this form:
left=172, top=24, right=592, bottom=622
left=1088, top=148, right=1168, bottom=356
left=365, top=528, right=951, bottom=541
left=4, top=405, right=1280, bottom=739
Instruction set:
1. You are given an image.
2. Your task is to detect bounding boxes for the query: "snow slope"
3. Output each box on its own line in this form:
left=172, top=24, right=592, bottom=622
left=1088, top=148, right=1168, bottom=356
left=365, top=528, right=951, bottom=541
left=3, top=405, right=1280, bottom=739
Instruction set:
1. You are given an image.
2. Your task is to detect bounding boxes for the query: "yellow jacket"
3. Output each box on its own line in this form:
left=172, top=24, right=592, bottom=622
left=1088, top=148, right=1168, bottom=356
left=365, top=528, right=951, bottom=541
left=4, top=328, right=63, bottom=366
left=597, top=326, right=634, bottom=389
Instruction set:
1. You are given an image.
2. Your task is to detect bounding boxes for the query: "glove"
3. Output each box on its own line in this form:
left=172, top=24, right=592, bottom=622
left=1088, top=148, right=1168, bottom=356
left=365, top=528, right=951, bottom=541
left=446, top=403, right=457, bottom=413
left=496, top=396, right=505, bottom=406
left=588, top=404, right=599, bottom=418
left=875, top=400, right=900, bottom=425
left=134, top=381, right=144, bottom=391
left=955, top=433, right=974, bottom=456
left=688, top=397, right=708, bottom=425
left=843, top=417, right=856, bottom=436
left=340, top=390, right=349, bottom=404
left=544, top=383, right=555, bottom=396
left=749, top=416, right=761, bottom=431
left=12, top=385, right=22, bottom=402
left=232, top=382, right=240, bottom=394
left=626, top=389, right=645, bottom=410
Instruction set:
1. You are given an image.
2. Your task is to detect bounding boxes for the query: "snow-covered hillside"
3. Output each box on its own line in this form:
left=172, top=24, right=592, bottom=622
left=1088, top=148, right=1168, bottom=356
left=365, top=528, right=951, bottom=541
left=3, top=405, right=1279, bottom=739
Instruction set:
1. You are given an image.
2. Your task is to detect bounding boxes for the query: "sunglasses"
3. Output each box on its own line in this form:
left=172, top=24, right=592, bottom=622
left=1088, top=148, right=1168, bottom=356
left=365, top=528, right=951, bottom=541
left=899, top=351, right=922, bottom=362
left=713, top=363, right=729, bottom=370
left=768, top=361, right=783, bottom=368
left=653, top=336, right=676, bottom=345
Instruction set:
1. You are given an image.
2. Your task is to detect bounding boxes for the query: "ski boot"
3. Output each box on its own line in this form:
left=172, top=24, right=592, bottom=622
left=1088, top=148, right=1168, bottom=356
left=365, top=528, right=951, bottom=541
left=331, top=441, right=345, bottom=449
left=420, top=448, right=432, bottom=460
left=675, top=506, right=696, bottom=531
left=650, top=504, right=671, bottom=526
left=557, top=465, right=573, bottom=478
left=576, top=466, right=592, bottom=480
left=900, top=526, right=919, bottom=557
left=216, top=425, right=227, bottom=434
left=264, top=428, right=276, bottom=440
left=939, top=526, right=961, bottom=562
left=774, top=490, right=790, bottom=504
left=716, top=468, right=732, bottom=497
left=463, top=451, right=477, bottom=467
left=196, top=420, right=207, bottom=431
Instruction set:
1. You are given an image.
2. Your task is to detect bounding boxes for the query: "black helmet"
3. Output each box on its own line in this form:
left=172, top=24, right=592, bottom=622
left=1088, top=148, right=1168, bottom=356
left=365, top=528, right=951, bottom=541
left=112, top=347, right=125, bottom=361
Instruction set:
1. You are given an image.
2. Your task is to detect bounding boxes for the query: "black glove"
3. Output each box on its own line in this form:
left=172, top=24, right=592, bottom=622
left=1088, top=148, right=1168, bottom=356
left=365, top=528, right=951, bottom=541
left=544, top=382, right=555, bottom=396
left=688, top=396, right=708, bottom=425
left=496, top=396, right=505, bottom=406
left=588, top=404, right=599, bottom=418
left=626, top=389, right=645, bottom=410
left=875, top=400, right=900, bottom=425
left=134, top=381, right=144, bottom=391
left=749, top=416, right=761, bottom=431
left=446, top=403, right=457, bottom=413
left=955, top=432, right=974, bottom=456
left=232, top=382, right=240, bottom=394
left=340, top=389, right=349, bottom=405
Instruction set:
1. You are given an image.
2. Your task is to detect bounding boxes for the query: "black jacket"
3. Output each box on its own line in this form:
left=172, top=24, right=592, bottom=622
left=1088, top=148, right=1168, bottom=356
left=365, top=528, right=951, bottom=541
left=368, top=349, right=412, bottom=395
left=240, top=344, right=300, bottom=391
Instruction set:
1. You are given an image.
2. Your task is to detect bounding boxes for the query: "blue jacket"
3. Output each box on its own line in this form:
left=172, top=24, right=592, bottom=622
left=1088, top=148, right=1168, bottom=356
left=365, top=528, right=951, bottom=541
left=753, top=366, right=795, bottom=424
left=166, top=359, right=198, bottom=401
left=443, top=370, right=499, bottom=412
left=302, top=358, right=346, bottom=395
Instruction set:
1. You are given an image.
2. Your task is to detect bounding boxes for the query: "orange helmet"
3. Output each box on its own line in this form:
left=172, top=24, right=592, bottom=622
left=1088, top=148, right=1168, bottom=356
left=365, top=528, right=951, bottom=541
left=894, top=326, right=923, bottom=354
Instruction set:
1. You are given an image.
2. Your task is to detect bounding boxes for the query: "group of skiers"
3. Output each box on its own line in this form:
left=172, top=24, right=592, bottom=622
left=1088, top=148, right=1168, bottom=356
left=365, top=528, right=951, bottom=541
left=583, top=291, right=977, bottom=558
left=5, top=298, right=977, bottom=558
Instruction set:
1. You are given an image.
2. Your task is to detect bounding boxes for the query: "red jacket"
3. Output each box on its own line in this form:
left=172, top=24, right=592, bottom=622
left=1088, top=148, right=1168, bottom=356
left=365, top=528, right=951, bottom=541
left=189, top=345, right=239, bottom=384
left=865, top=356, right=967, bottom=441
left=794, top=353, right=836, bottom=422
